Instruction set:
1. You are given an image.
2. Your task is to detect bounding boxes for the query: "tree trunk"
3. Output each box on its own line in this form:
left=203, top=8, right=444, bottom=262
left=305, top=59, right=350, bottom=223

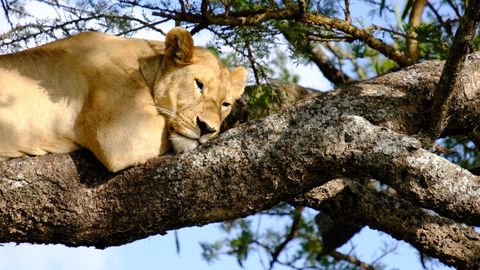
left=1, top=53, right=480, bottom=268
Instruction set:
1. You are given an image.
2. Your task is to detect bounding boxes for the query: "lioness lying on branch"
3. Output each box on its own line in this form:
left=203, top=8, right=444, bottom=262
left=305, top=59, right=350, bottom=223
left=0, top=27, right=247, bottom=172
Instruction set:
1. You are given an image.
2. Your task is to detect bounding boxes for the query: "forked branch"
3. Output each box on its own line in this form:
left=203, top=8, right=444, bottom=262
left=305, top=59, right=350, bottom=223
left=292, top=180, right=480, bottom=269
left=427, top=0, right=480, bottom=140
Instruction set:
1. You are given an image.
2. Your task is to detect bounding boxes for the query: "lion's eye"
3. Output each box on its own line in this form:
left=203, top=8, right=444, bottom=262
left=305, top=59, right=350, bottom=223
left=195, top=79, right=204, bottom=93
left=222, top=102, right=231, bottom=108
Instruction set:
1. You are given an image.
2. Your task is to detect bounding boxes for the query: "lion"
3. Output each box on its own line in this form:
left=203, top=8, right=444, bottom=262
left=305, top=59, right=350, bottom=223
left=0, top=28, right=247, bottom=172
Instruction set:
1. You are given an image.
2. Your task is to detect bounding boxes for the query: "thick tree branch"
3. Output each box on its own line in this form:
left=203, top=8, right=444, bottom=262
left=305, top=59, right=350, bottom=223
left=153, top=8, right=297, bottom=26
left=0, top=55, right=480, bottom=255
left=292, top=180, right=480, bottom=269
left=427, top=0, right=480, bottom=140
left=313, top=211, right=361, bottom=256
left=300, top=13, right=414, bottom=67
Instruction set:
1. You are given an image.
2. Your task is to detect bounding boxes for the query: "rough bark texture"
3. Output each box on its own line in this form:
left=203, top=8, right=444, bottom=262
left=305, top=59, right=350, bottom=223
left=292, top=180, right=480, bottom=269
left=427, top=0, right=480, bottom=139
left=1, top=54, right=480, bottom=268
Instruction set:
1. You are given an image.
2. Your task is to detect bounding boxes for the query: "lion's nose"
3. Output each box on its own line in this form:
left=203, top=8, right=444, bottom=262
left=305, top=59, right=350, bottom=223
left=197, top=117, right=217, bottom=136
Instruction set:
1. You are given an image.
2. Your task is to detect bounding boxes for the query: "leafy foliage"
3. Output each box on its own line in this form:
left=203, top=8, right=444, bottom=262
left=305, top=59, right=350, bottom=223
left=199, top=205, right=368, bottom=269
left=440, top=135, right=480, bottom=170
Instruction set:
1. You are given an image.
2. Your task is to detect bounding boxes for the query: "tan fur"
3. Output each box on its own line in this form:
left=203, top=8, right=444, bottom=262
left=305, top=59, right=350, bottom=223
left=0, top=28, right=247, bottom=172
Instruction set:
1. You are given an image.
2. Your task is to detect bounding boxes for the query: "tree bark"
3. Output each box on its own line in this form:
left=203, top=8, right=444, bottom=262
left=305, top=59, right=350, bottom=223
left=426, top=0, right=480, bottom=140
left=292, top=180, right=480, bottom=269
left=1, top=54, right=480, bottom=268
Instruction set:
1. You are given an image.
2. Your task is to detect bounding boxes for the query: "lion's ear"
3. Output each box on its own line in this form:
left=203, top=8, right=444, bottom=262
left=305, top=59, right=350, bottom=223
left=230, top=67, right=247, bottom=99
left=165, top=27, right=194, bottom=64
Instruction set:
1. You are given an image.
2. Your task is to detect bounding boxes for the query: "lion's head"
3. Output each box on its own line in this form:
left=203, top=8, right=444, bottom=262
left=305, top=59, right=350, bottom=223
left=151, top=28, right=247, bottom=153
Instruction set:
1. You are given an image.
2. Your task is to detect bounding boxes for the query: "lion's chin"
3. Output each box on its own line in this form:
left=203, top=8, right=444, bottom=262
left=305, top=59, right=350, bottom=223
left=170, top=132, right=200, bottom=153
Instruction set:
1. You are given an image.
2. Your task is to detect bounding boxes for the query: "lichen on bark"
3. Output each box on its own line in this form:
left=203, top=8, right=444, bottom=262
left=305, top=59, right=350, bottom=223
left=1, top=54, right=480, bottom=268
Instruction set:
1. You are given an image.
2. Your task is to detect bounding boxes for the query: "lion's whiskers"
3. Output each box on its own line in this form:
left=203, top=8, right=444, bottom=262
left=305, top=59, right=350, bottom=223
left=156, top=105, right=197, bottom=130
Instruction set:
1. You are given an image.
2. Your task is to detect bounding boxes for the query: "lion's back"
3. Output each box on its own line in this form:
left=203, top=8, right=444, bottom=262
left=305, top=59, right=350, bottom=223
left=0, top=33, right=117, bottom=157
left=0, top=32, right=166, bottom=159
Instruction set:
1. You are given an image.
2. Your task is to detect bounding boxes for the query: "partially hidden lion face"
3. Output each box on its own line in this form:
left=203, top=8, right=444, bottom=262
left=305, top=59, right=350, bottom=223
left=152, top=28, right=247, bottom=153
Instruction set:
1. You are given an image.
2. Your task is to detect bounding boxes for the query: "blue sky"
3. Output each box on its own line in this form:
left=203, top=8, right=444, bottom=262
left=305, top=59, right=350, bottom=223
left=0, top=1, right=456, bottom=269
left=0, top=223, right=453, bottom=270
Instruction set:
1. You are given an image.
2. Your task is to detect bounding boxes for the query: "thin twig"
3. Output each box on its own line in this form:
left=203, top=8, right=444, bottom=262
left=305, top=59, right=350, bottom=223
left=371, top=242, right=398, bottom=265
left=1, top=0, right=14, bottom=28
left=277, top=22, right=354, bottom=85
left=445, top=0, right=462, bottom=18
left=269, top=207, right=303, bottom=270
left=325, top=43, right=364, bottom=81
left=246, top=39, right=261, bottom=85
left=344, top=0, right=351, bottom=24
left=366, top=24, right=408, bottom=38
left=1, top=14, right=167, bottom=48
left=330, top=250, right=376, bottom=270
left=115, top=19, right=169, bottom=36
left=426, top=2, right=453, bottom=36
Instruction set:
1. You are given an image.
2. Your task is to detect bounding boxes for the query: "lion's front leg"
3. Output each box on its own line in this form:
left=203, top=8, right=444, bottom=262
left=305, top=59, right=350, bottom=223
left=81, top=106, right=168, bottom=173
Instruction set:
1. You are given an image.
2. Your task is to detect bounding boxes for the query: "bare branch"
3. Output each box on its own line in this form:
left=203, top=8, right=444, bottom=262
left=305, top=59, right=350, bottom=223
left=0, top=0, right=14, bottom=28
left=426, top=2, right=453, bottom=36
left=200, top=0, right=209, bottom=16
left=269, top=207, right=303, bottom=270
left=245, top=39, right=261, bottom=85
left=300, top=13, right=414, bottom=67
left=325, top=43, right=366, bottom=80
left=445, top=0, right=462, bottom=18
left=115, top=19, right=169, bottom=36
left=330, top=250, right=375, bottom=270
left=1, top=14, right=167, bottom=49
left=277, top=23, right=355, bottom=85
left=153, top=7, right=296, bottom=25
left=298, top=0, right=307, bottom=15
